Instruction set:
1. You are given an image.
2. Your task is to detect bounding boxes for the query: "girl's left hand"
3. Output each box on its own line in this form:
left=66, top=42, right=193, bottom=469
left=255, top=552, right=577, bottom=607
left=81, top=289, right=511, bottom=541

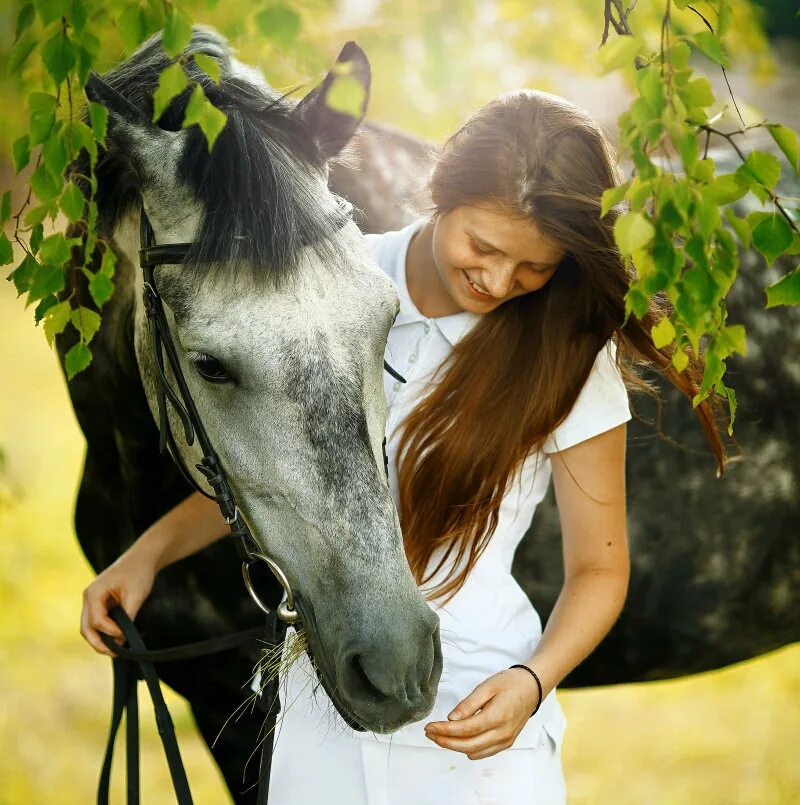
left=424, top=667, right=543, bottom=760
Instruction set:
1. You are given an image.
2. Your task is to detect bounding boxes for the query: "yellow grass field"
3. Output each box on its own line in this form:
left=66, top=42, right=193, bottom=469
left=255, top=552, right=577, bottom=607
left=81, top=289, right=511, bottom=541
left=1, top=266, right=798, bottom=804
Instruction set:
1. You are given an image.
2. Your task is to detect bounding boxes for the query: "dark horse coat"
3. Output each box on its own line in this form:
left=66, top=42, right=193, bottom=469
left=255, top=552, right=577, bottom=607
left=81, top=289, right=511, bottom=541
left=55, top=27, right=799, bottom=804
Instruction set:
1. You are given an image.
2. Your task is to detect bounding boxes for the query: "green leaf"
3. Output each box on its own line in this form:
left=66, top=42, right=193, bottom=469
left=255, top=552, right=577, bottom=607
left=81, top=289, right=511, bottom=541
left=88, top=100, right=108, bottom=145
left=726, top=385, right=736, bottom=437
left=716, top=324, right=746, bottom=358
left=39, top=232, right=70, bottom=264
left=707, top=173, right=748, bottom=206
left=683, top=265, right=716, bottom=306
left=43, top=299, right=71, bottom=346
left=15, top=4, right=36, bottom=41
left=181, top=84, right=227, bottom=151
left=30, top=222, right=44, bottom=254
left=326, top=74, right=366, bottom=120
left=0, top=233, right=13, bottom=266
left=767, top=124, right=799, bottom=173
left=117, top=5, right=147, bottom=52
left=60, top=181, right=85, bottom=221
left=637, top=66, right=666, bottom=115
left=100, top=246, right=117, bottom=278
left=724, top=208, right=751, bottom=249
left=42, top=127, right=69, bottom=178
left=696, top=195, right=721, bottom=241
left=7, top=254, right=37, bottom=295
left=69, top=0, right=88, bottom=31
left=624, top=284, right=650, bottom=323
left=681, top=77, right=714, bottom=110
left=30, top=163, right=62, bottom=202
left=601, top=182, right=629, bottom=218
left=27, top=262, right=64, bottom=304
left=25, top=203, right=49, bottom=228
left=163, top=4, right=192, bottom=57
left=28, top=91, right=58, bottom=145
left=689, top=157, right=715, bottom=183
left=614, top=212, right=654, bottom=256
left=671, top=346, right=689, bottom=373
left=34, top=0, right=69, bottom=25
left=1, top=191, right=11, bottom=227
left=736, top=150, right=781, bottom=191
left=677, top=131, right=698, bottom=171
left=255, top=4, right=302, bottom=48
left=668, top=41, right=691, bottom=69
left=41, top=28, right=77, bottom=85
left=8, top=34, right=37, bottom=75
left=651, top=317, right=676, bottom=349
left=693, top=31, right=730, bottom=68
left=12, top=134, right=31, bottom=173
left=765, top=266, right=800, bottom=308
left=192, top=53, right=221, bottom=83
left=88, top=269, right=114, bottom=307
left=751, top=215, right=793, bottom=265
left=34, top=293, right=59, bottom=323
left=595, top=35, right=644, bottom=75
left=152, top=61, right=188, bottom=123
left=70, top=305, right=101, bottom=343
left=65, top=341, right=92, bottom=379
left=65, top=119, right=97, bottom=164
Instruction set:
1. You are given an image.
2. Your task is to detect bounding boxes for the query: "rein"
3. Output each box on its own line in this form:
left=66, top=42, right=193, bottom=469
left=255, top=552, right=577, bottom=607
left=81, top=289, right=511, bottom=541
left=98, top=203, right=406, bottom=803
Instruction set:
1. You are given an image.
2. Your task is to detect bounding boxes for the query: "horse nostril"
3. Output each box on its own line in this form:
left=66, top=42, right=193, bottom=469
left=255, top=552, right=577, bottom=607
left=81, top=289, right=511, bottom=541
left=347, top=652, right=392, bottom=706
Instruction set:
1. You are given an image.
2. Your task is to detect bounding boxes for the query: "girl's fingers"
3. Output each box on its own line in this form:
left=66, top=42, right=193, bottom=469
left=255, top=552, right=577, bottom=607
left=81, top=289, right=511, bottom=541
left=425, top=726, right=509, bottom=757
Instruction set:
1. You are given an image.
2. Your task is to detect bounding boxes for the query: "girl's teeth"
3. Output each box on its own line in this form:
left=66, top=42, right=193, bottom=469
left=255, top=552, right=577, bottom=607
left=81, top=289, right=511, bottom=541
left=470, top=280, right=489, bottom=294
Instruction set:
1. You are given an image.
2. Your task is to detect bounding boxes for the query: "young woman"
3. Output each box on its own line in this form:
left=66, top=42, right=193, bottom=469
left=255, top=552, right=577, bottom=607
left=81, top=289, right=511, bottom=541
left=81, top=89, right=726, bottom=803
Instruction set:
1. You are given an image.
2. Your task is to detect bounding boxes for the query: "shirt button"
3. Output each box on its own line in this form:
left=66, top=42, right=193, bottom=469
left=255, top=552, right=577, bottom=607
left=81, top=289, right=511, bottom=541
left=423, top=323, right=431, bottom=334
left=409, top=354, right=417, bottom=363
left=393, top=381, right=401, bottom=391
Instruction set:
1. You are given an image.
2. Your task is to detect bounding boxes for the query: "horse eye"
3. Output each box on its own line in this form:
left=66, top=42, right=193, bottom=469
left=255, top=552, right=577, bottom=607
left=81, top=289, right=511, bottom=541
left=191, top=354, right=231, bottom=384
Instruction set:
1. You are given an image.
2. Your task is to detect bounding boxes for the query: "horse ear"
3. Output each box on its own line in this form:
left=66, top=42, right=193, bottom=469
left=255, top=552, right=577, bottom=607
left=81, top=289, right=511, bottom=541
left=293, top=41, right=371, bottom=161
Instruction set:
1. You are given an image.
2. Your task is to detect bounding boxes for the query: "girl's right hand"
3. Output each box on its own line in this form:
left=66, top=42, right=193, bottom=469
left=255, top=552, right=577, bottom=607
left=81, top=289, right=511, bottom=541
left=80, top=550, right=157, bottom=656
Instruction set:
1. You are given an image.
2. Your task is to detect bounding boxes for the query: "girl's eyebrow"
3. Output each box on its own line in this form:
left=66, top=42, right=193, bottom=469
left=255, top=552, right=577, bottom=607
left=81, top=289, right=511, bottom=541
left=470, top=232, right=558, bottom=270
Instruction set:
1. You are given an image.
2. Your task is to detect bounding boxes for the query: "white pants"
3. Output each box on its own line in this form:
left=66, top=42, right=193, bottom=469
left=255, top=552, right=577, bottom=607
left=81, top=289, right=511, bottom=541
left=267, top=695, right=567, bottom=805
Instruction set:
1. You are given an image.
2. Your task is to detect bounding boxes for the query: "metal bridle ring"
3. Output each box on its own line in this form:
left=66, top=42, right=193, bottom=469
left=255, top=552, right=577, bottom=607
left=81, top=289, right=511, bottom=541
left=241, top=552, right=300, bottom=625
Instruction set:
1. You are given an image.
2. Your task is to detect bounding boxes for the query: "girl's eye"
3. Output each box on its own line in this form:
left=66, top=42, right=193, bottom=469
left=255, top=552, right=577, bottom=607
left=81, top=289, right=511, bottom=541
left=190, top=353, right=231, bottom=384
left=469, top=237, right=493, bottom=254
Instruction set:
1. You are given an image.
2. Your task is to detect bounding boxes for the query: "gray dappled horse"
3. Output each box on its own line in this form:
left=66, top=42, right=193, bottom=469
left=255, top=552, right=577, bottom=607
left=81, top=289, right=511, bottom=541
left=58, top=28, right=442, bottom=801
left=57, top=26, right=798, bottom=803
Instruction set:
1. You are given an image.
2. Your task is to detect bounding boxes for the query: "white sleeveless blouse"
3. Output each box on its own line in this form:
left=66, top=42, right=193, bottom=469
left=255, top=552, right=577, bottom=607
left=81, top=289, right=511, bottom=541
left=273, top=218, right=632, bottom=750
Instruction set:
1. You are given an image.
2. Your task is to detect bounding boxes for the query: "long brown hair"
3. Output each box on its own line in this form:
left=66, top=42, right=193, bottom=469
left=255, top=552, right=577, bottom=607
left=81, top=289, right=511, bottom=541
left=396, top=90, right=727, bottom=605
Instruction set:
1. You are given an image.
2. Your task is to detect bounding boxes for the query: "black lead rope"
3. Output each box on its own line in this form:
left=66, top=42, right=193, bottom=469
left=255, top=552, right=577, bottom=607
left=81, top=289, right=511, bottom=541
left=99, top=606, right=287, bottom=805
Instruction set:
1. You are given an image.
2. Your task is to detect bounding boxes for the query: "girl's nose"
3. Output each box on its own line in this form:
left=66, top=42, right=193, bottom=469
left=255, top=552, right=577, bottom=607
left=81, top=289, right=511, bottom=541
left=485, top=260, right=516, bottom=298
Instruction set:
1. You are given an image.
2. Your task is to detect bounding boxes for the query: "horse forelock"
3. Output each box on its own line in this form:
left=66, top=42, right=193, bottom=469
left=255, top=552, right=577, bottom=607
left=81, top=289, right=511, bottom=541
left=84, top=26, right=354, bottom=294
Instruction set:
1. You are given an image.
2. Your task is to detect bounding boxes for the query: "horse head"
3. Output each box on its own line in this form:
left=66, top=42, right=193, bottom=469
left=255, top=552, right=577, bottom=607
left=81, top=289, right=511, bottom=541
left=83, top=27, right=441, bottom=732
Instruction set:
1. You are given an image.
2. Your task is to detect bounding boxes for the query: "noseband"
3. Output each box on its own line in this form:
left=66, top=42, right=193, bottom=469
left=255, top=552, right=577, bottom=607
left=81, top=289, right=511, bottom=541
left=138, top=202, right=405, bottom=625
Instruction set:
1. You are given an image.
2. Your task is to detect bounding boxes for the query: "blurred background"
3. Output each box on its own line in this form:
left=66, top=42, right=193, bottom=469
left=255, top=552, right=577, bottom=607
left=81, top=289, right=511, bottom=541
left=1, top=0, right=799, bottom=802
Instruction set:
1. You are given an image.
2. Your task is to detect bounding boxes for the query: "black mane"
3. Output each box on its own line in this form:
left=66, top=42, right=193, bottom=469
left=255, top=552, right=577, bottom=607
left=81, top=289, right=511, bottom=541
left=77, top=25, right=349, bottom=287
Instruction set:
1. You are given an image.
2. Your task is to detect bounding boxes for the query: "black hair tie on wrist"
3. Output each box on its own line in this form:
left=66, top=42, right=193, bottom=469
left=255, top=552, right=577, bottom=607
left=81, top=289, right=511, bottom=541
left=508, top=663, right=543, bottom=718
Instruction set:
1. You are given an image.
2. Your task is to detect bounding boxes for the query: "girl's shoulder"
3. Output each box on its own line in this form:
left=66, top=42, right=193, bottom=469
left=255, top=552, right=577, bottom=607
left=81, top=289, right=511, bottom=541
left=541, top=339, right=631, bottom=455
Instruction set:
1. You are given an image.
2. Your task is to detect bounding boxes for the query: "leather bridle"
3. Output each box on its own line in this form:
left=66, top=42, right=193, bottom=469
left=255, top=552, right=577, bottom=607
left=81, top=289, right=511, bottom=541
left=98, top=202, right=407, bottom=804
left=138, top=200, right=406, bottom=626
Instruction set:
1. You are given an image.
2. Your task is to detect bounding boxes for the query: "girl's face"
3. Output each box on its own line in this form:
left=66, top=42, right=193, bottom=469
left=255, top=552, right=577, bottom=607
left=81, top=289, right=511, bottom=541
left=431, top=203, right=566, bottom=314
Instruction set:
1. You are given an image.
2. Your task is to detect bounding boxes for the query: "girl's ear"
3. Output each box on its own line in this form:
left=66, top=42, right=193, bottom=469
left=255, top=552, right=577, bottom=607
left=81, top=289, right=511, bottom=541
left=292, top=41, right=371, bottom=162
